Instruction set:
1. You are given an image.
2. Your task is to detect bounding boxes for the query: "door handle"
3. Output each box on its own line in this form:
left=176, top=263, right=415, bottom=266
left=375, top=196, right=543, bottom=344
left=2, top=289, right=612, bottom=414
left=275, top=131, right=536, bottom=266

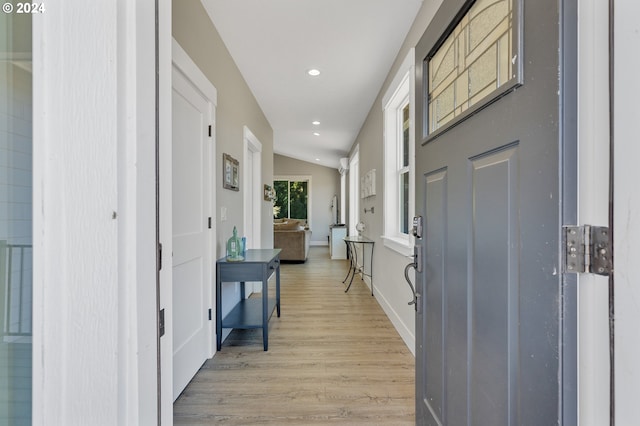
left=404, top=262, right=418, bottom=310
left=404, top=245, right=422, bottom=311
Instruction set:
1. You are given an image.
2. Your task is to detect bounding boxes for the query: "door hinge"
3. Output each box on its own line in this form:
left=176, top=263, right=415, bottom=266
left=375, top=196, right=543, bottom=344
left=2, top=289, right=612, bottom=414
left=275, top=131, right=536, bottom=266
left=208, top=125, right=212, bottom=137
left=208, top=217, right=212, bottom=229
left=208, top=308, right=212, bottom=321
left=563, top=225, right=612, bottom=276
left=159, top=308, right=165, bottom=337
left=158, top=242, right=162, bottom=271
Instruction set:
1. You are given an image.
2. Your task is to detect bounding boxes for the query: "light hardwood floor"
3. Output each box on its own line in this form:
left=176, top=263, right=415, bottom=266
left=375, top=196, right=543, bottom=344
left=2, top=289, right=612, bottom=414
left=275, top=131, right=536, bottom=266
left=174, top=246, right=415, bottom=425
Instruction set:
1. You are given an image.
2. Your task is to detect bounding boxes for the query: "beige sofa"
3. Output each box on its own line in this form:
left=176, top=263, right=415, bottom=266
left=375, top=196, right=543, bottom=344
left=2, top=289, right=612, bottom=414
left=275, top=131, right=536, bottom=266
left=273, top=219, right=312, bottom=262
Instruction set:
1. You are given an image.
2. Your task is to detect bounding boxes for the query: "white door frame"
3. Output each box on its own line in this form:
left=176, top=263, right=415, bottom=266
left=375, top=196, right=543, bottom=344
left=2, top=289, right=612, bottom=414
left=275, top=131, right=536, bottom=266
left=578, top=3, right=640, bottom=424
left=243, top=126, right=262, bottom=295
left=340, top=173, right=346, bottom=224
left=243, top=125, right=262, bottom=250
left=158, top=0, right=172, bottom=422
left=577, top=1, right=611, bottom=424
left=348, top=146, right=360, bottom=236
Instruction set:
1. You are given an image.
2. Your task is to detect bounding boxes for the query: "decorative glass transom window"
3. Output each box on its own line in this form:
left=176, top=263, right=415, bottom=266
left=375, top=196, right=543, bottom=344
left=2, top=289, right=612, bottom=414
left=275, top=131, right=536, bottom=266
left=427, top=0, right=521, bottom=135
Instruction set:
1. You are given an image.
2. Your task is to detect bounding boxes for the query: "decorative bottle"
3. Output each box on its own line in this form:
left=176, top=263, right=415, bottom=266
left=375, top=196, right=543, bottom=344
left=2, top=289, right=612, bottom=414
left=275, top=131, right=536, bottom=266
left=226, top=226, right=244, bottom=261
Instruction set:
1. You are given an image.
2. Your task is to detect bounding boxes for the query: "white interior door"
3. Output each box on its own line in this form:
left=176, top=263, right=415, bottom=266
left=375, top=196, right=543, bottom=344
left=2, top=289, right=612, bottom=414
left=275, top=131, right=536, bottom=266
left=171, top=66, right=213, bottom=400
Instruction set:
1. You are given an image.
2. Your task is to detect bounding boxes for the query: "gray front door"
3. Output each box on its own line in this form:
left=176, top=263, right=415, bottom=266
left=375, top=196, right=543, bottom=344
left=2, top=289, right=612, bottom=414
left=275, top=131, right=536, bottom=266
left=414, top=0, right=576, bottom=424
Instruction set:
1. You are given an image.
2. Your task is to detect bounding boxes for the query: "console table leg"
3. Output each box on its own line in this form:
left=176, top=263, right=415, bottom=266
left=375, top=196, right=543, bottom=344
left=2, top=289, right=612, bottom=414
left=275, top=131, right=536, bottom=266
left=345, top=241, right=359, bottom=292
left=216, top=264, right=222, bottom=351
left=276, top=263, right=281, bottom=317
left=263, top=276, right=268, bottom=351
left=342, top=241, right=353, bottom=283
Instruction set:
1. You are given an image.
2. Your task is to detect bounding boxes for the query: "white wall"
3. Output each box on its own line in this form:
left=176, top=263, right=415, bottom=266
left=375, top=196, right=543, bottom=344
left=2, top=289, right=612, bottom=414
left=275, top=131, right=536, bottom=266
left=177, top=1, right=275, bottom=256
left=344, top=1, right=443, bottom=354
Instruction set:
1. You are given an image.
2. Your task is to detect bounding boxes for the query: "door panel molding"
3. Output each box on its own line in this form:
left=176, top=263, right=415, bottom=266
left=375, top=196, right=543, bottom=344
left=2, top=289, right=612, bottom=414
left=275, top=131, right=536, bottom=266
left=422, top=168, right=448, bottom=424
left=468, top=143, right=519, bottom=425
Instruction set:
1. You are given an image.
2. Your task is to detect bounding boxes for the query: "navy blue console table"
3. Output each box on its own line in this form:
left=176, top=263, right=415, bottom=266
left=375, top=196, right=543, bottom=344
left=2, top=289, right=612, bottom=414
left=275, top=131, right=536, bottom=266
left=216, top=249, right=281, bottom=351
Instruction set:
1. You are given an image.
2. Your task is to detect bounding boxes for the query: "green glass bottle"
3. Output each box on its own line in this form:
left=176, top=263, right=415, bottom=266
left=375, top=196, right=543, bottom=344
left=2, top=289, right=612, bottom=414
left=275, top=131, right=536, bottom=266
left=226, top=226, right=244, bottom=261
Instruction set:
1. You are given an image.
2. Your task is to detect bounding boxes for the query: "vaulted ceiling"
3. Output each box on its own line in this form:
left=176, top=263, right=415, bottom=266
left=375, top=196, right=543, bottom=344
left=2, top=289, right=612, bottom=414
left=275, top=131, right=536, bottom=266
left=202, top=0, right=423, bottom=169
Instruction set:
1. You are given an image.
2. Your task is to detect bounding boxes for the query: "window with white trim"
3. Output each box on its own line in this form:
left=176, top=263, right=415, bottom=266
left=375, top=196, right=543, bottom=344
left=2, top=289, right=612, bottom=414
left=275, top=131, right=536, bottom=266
left=273, top=177, right=311, bottom=224
left=382, top=50, right=415, bottom=255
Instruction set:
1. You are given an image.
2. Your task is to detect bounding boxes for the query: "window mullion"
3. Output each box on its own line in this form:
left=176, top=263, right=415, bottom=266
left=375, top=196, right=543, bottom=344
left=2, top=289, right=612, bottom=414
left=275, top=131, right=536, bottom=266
left=288, top=181, right=292, bottom=219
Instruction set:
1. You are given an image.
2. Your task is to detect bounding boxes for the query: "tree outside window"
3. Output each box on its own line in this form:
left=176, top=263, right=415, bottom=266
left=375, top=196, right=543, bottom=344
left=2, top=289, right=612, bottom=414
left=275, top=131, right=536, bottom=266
left=274, top=179, right=308, bottom=220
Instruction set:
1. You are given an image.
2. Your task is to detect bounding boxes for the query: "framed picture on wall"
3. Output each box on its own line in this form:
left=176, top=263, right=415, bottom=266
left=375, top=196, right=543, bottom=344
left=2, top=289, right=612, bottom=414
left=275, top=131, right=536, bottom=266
left=264, top=184, right=275, bottom=201
left=223, top=153, right=239, bottom=191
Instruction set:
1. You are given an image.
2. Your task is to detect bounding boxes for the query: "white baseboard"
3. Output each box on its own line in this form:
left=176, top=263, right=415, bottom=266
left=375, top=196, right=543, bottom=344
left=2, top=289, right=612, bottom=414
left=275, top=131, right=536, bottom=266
left=365, top=275, right=416, bottom=356
left=310, top=241, right=328, bottom=246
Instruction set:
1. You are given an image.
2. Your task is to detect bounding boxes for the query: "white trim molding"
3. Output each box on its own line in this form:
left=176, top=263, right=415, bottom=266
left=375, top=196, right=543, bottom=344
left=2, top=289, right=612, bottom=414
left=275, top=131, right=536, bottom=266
left=382, top=48, right=415, bottom=255
left=577, top=1, right=611, bottom=425
left=243, top=125, right=263, bottom=250
left=348, top=146, right=360, bottom=236
left=172, top=39, right=218, bottom=106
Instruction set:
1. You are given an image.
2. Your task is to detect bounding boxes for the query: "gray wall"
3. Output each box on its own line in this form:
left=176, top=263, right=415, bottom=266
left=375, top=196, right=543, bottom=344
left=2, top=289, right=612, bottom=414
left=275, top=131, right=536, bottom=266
left=173, top=2, right=274, bottom=322
left=345, top=0, right=443, bottom=352
left=173, top=1, right=275, bottom=253
left=274, top=154, right=341, bottom=244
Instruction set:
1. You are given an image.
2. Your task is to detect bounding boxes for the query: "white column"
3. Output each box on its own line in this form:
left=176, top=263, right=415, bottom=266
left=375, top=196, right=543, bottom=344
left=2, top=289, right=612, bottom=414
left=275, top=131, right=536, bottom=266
left=32, top=1, right=158, bottom=424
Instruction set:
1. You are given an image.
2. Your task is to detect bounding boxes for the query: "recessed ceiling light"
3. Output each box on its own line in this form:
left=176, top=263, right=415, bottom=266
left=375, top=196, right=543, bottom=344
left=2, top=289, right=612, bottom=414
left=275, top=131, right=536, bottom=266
left=315, top=158, right=321, bottom=162
left=313, top=132, right=320, bottom=136
left=307, top=69, right=321, bottom=76
left=312, top=121, right=320, bottom=126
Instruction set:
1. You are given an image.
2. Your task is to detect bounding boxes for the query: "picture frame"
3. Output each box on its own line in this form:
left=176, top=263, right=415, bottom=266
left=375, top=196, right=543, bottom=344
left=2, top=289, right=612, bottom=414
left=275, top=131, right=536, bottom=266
left=264, top=184, right=275, bottom=201
left=223, top=153, right=239, bottom=191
